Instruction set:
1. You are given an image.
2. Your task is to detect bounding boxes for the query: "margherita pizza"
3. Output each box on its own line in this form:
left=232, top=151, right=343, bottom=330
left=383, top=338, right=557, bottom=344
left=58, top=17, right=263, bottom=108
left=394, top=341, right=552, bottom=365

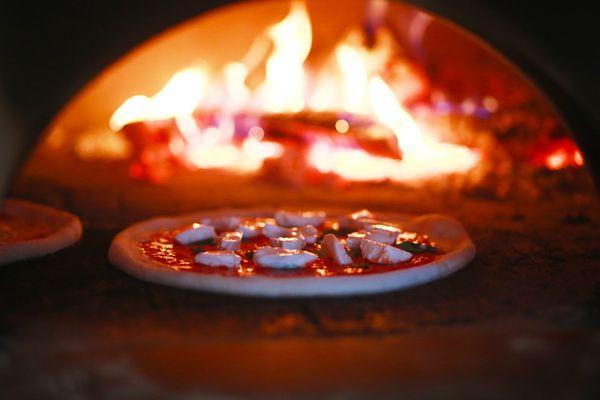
left=0, top=199, right=82, bottom=266
left=109, top=209, right=475, bottom=296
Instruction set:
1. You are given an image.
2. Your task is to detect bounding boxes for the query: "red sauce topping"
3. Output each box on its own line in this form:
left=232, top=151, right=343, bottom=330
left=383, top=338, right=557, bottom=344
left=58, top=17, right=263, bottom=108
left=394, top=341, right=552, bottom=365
left=0, top=213, right=55, bottom=246
left=138, top=222, right=440, bottom=278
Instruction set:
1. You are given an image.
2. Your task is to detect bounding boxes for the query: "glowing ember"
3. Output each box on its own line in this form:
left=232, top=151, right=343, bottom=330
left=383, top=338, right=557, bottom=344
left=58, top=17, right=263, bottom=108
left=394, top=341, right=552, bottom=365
left=544, top=144, right=584, bottom=171
left=532, top=137, right=585, bottom=171
left=109, top=0, right=480, bottom=183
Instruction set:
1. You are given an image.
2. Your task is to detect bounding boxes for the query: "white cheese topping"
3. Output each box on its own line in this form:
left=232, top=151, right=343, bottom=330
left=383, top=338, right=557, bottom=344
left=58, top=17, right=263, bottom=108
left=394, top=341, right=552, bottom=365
left=237, top=224, right=259, bottom=239
left=346, top=231, right=366, bottom=250
left=217, top=231, right=243, bottom=251
left=195, top=250, right=241, bottom=268
left=175, top=224, right=216, bottom=245
left=262, top=222, right=319, bottom=246
left=275, top=210, right=326, bottom=227
left=236, top=217, right=275, bottom=238
left=201, top=216, right=241, bottom=231
left=270, top=232, right=306, bottom=250
left=365, top=224, right=401, bottom=245
left=262, top=223, right=293, bottom=238
left=337, top=209, right=375, bottom=229
left=253, top=246, right=318, bottom=269
left=298, top=225, right=318, bottom=244
left=360, top=239, right=412, bottom=264
left=321, top=234, right=352, bottom=266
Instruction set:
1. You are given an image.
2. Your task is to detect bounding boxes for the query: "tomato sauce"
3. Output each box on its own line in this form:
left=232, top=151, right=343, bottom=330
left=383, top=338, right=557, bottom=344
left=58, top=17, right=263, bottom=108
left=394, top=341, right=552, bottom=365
left=138, top=226, right=440, bottom=278
left=0, top=213, right=55, bottom=246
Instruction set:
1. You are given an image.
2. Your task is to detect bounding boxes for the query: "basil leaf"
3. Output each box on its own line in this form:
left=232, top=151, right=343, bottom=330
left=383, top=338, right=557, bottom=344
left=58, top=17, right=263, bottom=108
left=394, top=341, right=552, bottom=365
left=348, top=248, right=361, bottom=259
left=320, top=228, right=353, bottom=238
left=188, top=238, right=214, bottom=254
left=395, top=241, right=439, bottom=254
left=190, top=238, right=214, bottom=246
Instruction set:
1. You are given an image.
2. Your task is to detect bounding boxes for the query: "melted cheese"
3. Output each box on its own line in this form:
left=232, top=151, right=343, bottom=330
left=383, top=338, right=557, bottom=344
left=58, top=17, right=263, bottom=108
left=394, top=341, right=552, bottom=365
left=195, top=250, right=241, bottom=268
left=253, top=246, right=318, bottom=269
left=360, top=239, right=412, bottom=264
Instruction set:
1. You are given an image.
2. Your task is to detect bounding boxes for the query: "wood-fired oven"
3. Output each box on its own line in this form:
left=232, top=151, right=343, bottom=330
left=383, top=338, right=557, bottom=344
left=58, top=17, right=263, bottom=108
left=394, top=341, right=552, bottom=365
left=1, top=0, right=598, bottom=398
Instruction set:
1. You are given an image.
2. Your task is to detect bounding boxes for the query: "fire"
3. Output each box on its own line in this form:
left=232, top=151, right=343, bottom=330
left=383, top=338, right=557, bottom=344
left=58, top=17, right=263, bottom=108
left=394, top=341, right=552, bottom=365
left=540, top=138, right=584, bottom=171
left=259, top=1, right=312, bottom=113
left=368, top=76, right=422, bottom=153
left=110, top=67, right=208, bottom=131
left=109, top=0, right=480, bottom=183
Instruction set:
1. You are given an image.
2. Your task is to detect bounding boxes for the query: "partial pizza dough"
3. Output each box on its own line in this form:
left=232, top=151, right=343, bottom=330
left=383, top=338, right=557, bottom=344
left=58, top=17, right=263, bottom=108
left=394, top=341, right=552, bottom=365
left=0, top=199, right=82, bottom=266
left=108, top=209, right=475, bottom=297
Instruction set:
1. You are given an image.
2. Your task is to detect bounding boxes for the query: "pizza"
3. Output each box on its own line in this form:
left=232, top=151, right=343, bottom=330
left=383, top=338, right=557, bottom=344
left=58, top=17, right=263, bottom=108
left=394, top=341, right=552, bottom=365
left=0, top=199, right=82, bottom=266
left=109, top=209, right=475, bottom=296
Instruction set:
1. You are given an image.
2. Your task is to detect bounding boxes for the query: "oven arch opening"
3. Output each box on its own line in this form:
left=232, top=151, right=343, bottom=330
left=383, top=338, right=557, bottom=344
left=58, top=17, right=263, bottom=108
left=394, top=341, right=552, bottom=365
left=9, top=0, right=594, bottom=227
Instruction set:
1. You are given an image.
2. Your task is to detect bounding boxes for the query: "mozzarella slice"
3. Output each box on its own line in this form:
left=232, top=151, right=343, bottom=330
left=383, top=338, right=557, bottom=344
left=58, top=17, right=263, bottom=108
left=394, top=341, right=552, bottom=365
left=263, top=223, right=317, bottom=245
left=346, top=231, right=366, bottom=250
left=360, top=239, right=412, bottom=264
left=321, top=234, right=352, bottom=266
left=262, top=223, right=293, bottom=238
left=270, top=232, right=306, bottom=250
left=217, top=231, right=243, bottom=251
left=253, top=246, right=318, bottom=269
left=298, top=225, right=318, bottom=244
left=195, top=250, right=241, bottom=268
left=201, top=216, right=241, bottom=231
left=354, top=218, right=382, bottom=230
left=237, top=224, right=259, bottom=239
left=365, top=224, right=401, bottom=245
left=337, top=209, right=375, bottom=229
left=275, top=210, right=326, bottom=227
left=175, top=224, right=216, bottom=245
left=237, top=217, right=275, bottom=238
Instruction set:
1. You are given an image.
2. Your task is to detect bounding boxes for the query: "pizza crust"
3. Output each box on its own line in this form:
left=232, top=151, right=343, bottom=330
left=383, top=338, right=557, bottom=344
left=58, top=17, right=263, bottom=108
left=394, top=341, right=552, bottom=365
left=0, top=199, right=83, bottom=266
left=108, top=209, right=475, bottom=297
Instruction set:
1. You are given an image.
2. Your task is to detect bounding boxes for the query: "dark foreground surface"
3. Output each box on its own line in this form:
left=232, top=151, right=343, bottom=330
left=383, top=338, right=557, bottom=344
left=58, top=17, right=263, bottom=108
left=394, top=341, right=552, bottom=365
left=1, top=194, right=599, bottom=399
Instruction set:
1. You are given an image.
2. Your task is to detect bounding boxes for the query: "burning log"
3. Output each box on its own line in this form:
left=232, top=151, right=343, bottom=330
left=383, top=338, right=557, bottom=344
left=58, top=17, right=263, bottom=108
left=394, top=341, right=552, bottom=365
left=257, top=111, right=401, bottom=159
left=118, top=110, right=402, bottom=183
left=121, top=120, right=186, bottom=183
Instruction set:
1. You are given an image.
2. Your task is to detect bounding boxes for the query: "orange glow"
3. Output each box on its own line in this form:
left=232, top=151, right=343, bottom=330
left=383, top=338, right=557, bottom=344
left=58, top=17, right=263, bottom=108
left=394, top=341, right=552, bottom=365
left=540, top=138, right=585, bottom=171
left=109, top=0, right=479, bottom=182
left=259, top=1, right=312, bottom=113
left=574, top=150, right=584, bottom=166
left=546, top=150, right=568, bottom=170
left=308, top=139, right=479, bottom=183
left=110, top=67, right=208, bottom=130
left=335, top=119, right=349, bottom=134
left=368, top=76, right=422, bottom=153
left=74, top=129, right=131, bottom=160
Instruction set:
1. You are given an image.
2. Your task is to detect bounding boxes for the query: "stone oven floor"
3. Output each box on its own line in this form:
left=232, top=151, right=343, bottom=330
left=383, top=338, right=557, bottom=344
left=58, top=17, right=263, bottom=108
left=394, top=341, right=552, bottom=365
left=1, top=186, right=599, bottom=398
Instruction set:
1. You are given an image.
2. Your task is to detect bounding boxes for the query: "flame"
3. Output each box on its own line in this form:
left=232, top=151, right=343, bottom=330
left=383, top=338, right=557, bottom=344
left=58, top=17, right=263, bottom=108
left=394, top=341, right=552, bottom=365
left=308, top=139, right=478, bottom=183
left=259, top=1, right=312, bottom=113
left=335, top=44, right=370, bottom=114
left=109, top=0, right=481, bottom=183
left=368, top=76, right=422, bottom=153
left=110, top=67, right=208, bottom=131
